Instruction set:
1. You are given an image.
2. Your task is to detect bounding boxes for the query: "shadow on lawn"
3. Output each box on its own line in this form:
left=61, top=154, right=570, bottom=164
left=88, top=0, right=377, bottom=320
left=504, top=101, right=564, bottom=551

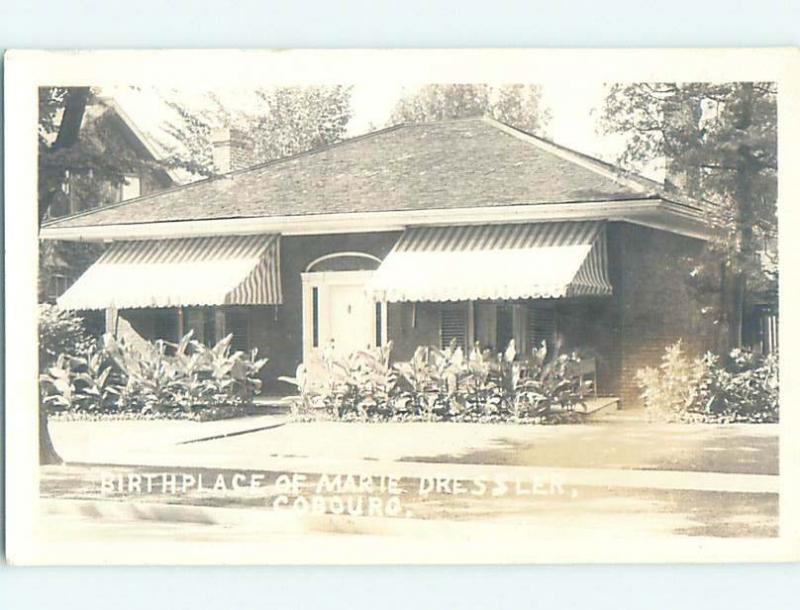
left=400, top=430, right=778, bottom=476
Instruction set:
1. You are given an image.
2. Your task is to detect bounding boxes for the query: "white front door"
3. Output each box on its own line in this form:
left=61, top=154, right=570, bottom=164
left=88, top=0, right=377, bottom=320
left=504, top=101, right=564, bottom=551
left=301, top=271, right=385, bottom=381
left=327, top=282, right=374, bottom=355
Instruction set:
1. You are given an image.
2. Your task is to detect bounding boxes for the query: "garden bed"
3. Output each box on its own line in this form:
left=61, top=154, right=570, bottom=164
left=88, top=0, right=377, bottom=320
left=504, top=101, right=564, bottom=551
left=288, top=410, right=586, bottom=425
left=281, top=340, right=597, bottom=426
left=48, top=402, right=274, bottom=423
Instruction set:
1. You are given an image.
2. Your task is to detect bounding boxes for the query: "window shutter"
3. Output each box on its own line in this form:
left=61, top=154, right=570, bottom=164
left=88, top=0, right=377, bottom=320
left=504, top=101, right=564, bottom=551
left=527, top=302, right=556, bottom=352
left=226, top=309, right=250, bottom=353
left=440, top=303, right=468, bottom=349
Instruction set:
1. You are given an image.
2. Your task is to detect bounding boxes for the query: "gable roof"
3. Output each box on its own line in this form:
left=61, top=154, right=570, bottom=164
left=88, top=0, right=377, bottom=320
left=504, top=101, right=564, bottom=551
left=42, top=116, right=703, bottom=232
left=78, top=98, right=183, bottom=185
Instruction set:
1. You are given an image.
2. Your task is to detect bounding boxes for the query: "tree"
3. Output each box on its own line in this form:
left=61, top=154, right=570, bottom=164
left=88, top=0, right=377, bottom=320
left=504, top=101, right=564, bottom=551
left=600, top=82, right=777, bottom=350
left=38, top=87, right=91, bottom=464
left=251, top=86, right=353, bottom=161
left=389, top=84, right=550, bottom=134
left=37, top=87, right=169, bottom=464
left=163, top=86, right=353, bottom=175
left=39, top=87, right=166, bottom=222
left=38, top=87, right=90, bottom=224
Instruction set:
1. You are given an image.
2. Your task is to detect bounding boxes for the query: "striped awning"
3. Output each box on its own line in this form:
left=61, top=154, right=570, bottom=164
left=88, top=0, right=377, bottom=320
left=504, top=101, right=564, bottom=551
left=58, top=235, right=282, bottom=310
left=369, top=221, right=612, bottom=302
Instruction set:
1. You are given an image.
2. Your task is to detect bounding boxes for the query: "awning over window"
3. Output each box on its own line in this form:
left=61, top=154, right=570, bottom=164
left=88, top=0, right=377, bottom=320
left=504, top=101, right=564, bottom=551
left=58, top=234, right=282, bottom=310
left=369, top=222, right=612, bottom=302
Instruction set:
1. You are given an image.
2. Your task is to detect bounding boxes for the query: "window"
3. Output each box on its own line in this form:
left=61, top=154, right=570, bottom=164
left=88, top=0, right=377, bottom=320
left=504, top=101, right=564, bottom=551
left=119, top=175, right=141, bottom=201
left=226, top=308, right=250, bottom=353
left=184, top=307, right=216, bottom=346
left=375, top=302, right=383, bottom=347
left=152, top=308, right=180, bottom=344
left=440, top=303, right=468, bottom=349
left=45, top=273, right=74, bottom=301
left=496, top=304, right=515, bottom=353
left=527, top=302, right=557, bottom=353
left=312, top=287, right=320, bottom=348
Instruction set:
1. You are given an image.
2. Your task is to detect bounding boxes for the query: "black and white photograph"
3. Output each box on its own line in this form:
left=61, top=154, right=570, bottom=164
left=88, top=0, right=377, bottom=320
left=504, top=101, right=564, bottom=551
left=3, top=49, right=798, bottom=565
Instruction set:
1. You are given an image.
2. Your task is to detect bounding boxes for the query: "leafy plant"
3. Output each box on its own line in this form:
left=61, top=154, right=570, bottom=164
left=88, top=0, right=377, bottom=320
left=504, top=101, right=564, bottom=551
left=38, top=303, right=95, bottom=371
left=42, top=329, right=269, bottom=417
left=289, top=339, right=591, bottom=424
left=40, top=348, right=121, bottom=413
left=284, top=342, right=398, bottom=420
left=637, top=341, right=778, bottom=423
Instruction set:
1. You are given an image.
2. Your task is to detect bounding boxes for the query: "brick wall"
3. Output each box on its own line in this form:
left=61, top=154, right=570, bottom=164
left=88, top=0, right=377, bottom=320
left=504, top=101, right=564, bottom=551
left=556, top=299, right=619, bottom=396
left=610, top=222, right=719, bottom=407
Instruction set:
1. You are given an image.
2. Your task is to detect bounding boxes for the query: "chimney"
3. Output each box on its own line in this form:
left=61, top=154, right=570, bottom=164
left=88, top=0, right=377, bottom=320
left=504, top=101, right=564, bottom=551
left=210, top=126, right=255, bottom=174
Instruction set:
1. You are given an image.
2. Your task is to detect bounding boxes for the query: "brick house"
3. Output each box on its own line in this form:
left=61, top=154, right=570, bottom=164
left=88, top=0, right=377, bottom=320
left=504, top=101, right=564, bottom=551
left=41, top=98, right=180, bottom=302
left=40, top=117, right=719, bottom=407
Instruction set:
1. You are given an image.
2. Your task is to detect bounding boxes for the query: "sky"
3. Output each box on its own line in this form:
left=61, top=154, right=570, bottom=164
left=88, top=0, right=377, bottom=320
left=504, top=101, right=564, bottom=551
left=108, top=81, right=652, bottom=183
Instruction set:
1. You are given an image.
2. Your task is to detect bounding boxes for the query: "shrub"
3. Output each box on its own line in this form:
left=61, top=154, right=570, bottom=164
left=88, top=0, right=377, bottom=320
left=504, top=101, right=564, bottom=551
left=281, top=342, right=397, bottom=420
left=40, top=349, right=121, bottom=413
left=635, top=341, right=708, bottom=420
left=636, top=341, right=778, bottom=423
left=41, top=329, right=268, bottom=418
left=105, top=332, right=268, bottom=416
left=694, top=350, right=778, bottom=422
left=284, top=339, right=591, bottom=423
left=38, top=304, right=95, bottom=371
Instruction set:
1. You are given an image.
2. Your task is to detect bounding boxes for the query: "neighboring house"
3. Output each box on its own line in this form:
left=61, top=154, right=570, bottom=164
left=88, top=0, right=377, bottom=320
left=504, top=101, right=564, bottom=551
left=41, top=117, right=719, bottom=407
left=743, top=239, right=779, bottom=355
left=41, top=98, right=179, bottom=302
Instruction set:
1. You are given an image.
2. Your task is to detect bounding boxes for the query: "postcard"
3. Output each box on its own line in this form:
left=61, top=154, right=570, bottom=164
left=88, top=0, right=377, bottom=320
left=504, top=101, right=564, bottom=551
left=4, top=48, right=799, bottom=564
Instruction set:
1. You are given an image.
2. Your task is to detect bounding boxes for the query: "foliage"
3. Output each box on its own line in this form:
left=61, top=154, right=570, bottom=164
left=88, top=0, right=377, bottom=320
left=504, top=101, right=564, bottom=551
left=39, top=88, right=165, bottom=222
left=389, top=84, right=550, bottom=135
left=40, top=349, right=121, bottom=413
left=601, top=82, right=778, bottom=347
left=636, top=341, right=778, bottom=423
left=38, top=88, right=167, bottom=303
left=38, top=303, right=96, bottom=371
left=635, top=341, right=708, bottom=420
left=163, top=86, right=353, bottom=176
left=694, top=349, right=779, bottom=422
left=284, top=339, right=590, bottom=424
left=40, top=330, right=268, bottom=418
left=281, top=343, right=397, bottom=420
left=251, top=86, right=353, bottom=162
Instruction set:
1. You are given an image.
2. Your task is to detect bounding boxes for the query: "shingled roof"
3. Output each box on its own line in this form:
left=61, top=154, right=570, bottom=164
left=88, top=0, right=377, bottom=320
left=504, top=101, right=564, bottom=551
left=43, top=117, right=687, bottom=230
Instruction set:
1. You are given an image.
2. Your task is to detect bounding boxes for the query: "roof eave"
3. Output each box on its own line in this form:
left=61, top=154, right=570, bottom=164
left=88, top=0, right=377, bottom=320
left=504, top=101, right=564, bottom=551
left=40, top=198, right=713, bottom=243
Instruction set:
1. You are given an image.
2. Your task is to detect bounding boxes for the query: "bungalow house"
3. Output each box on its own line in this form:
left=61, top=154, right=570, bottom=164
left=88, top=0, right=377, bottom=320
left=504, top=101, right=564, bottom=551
left=41, top=117, right=718, bottom=407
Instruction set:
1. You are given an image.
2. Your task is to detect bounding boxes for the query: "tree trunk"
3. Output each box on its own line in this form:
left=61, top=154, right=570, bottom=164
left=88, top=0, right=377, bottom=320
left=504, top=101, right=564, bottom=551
left=730, top=82, right=757, bottom=351
left=38, top=88, right=91, bottom=462
left=39, top=87, right=91, bottom=224
left=51, top=87, right=91, bottom=151
left=716, top=261, right=731, bottom=355
left=729, top=271, right=747, bottom=350
left=39, top=406, right=62, bottom=465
